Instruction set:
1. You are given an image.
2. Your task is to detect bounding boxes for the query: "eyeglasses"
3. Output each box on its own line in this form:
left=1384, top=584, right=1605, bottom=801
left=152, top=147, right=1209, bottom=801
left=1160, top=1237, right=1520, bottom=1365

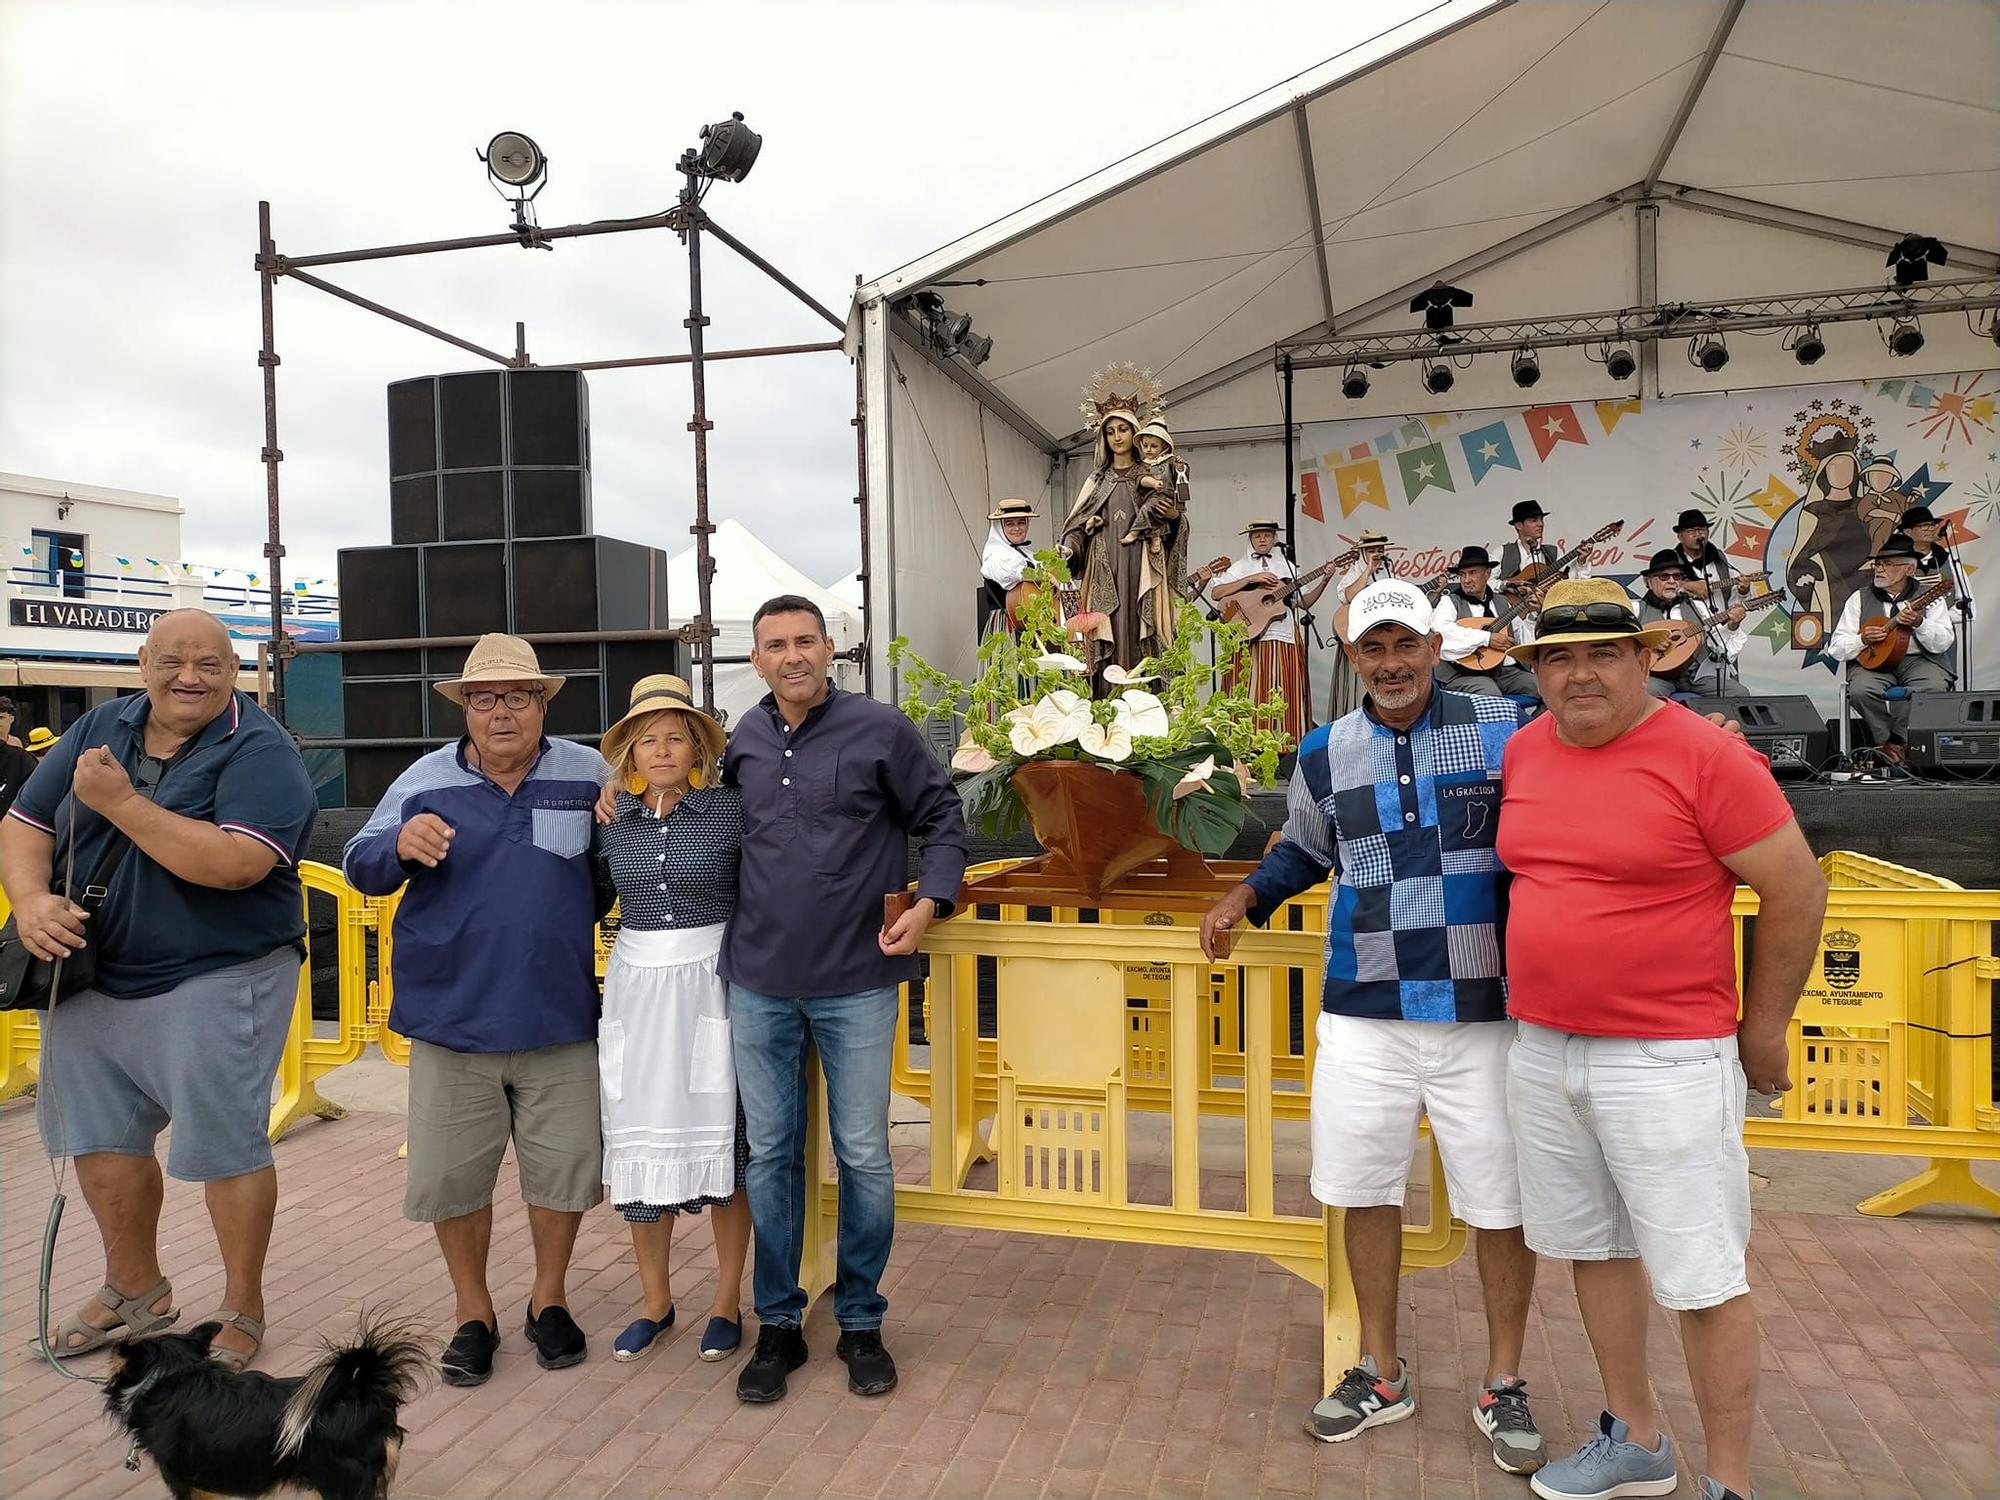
left=1537, top=602, right=1640, bottom=634
left=465, top=689, right=544, bottom=712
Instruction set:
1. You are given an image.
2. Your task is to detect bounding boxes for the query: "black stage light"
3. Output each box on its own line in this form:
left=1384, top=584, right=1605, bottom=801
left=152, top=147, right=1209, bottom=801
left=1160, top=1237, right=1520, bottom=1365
left=696, top=113, right=762, bottom=182
left=1341, top=364, right=1369, bottom=400
left=1885, top=233, right=1947, bottom=287
left=958, top=332, right=994, bottom=367
left=1689, top=333, right=1729, bottom=373
left=483, top=131, right=547, bottom=190
left=1603, top=345, right=1636, bottom=381
left=1410, top=282, right=1474, bottom=331
left=1510, top=347, right=1541, bottom=389
left=1421, top=359, right=1454, bottom=395
left=1886, top=314, right=1924, bottom=356
left=935, top=309, right=972, bottom=347
left=1791, top=324, right=1825, bottom=366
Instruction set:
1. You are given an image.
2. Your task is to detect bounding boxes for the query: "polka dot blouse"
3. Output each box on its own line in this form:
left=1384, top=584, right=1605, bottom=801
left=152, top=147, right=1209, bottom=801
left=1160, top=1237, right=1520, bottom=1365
left=590, top=785, right=744, bottom=930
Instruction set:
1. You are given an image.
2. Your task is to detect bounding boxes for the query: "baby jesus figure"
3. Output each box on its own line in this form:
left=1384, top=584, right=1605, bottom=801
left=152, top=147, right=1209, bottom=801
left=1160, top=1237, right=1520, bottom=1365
left=1121, top=424, right=1190, bottom=549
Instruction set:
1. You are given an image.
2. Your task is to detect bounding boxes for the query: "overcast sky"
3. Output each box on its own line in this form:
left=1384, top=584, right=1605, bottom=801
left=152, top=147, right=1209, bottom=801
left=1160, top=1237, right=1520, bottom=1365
left=1, top=0, right=1427, bottom=591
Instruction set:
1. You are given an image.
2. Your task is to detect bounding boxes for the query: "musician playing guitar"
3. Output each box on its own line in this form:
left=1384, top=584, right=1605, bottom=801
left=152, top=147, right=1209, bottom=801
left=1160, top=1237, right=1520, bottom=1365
left=1669, top=508, right=1741, bottom=602
left=1213, top=519, right=1327, bottom=743
left=1431, top=545, right=1540, bottom=699
left=979, top=497, right=1039, bottom=637
left=1633, top=548, right=1747, bottom=699
left=1495, top=500, right=1587, bottom=596
left=1826, top=531, right=1957, bottom=764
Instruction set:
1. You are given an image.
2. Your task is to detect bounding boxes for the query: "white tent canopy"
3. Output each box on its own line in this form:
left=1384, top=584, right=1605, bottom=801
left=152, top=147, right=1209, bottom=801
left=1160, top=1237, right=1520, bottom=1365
left=667, top=517, right=862, bottom=726
left=852, top=0, right=2000, bottom=691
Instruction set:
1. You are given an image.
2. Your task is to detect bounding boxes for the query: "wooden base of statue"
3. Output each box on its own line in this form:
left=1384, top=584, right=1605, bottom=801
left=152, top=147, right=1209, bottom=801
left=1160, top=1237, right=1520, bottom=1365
left=985, top=760, right=1222, bottom=906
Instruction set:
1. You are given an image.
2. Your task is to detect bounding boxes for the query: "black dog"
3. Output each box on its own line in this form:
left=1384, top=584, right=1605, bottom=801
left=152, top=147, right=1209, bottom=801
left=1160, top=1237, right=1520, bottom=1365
left=104, top=1313, right=431, bottom=1500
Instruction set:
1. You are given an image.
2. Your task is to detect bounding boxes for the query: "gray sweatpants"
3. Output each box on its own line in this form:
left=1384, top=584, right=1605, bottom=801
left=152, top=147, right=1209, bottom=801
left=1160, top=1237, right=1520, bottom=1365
left=1850, top=656, right=1954, bottom=744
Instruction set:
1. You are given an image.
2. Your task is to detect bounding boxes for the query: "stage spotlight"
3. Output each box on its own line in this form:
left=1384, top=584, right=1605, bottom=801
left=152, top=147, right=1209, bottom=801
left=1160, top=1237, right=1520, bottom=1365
left=1340, top=364, right=1370, bottom=400
left=482, top=131, right=547, bottom=190
left=1603, top=345, right=1636, bottom=381
left=1421, top=359, right=1454, bottom=396
left=1885, top=233, right=1947, bottom=287
left=1790, top=324, right=1825, bottom=366
left=1885, top=314, right=1925, bottom=356
left=695, top=113, right=762, bottom=182
left=957, top=332, right=994, bottom=367
left=1410, top=282, right=1474, bottom=332
left=935, top=309, right=972, bottom=348
left=1688, top=333, right=1729, bottom=373
left=1510, top=347, right=1541, bottom=389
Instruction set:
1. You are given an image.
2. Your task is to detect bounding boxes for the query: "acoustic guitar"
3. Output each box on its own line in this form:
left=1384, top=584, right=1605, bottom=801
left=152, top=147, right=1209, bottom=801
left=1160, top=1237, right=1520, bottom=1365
left=1501, top=520, right=1624, bottom=592
left=1176, top=555, right=1235, bottom=603
left=1650, top=590, right=1785, bottom=676
left=1445, top=577, right=1560, bottom=671
left=1857, top=579, right=1954, bottom=671
left=1216, top=548, right=1361, bottom=639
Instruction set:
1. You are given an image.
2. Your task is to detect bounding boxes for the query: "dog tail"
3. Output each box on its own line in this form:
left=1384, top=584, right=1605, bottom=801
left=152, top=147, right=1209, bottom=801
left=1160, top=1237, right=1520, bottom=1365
left=276, top=1311, right=434, bottom=1461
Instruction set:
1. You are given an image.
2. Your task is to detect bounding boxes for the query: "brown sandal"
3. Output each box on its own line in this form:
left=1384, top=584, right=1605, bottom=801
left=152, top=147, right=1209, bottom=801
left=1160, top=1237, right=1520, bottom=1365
left=46, top=1278, right=178, bottom=1358
left=207, top=1310, right=265, bottom=1372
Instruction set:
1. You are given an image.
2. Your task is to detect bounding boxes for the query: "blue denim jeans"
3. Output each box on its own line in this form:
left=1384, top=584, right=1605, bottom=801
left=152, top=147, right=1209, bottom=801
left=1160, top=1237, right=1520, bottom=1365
left=728, top=984, right=898, bottom=1331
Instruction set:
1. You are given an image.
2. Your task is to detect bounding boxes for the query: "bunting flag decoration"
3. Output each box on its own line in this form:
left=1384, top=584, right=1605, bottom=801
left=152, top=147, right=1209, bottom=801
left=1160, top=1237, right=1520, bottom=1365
left=1524, top=404, right=1588, bottom=462
left=1907, top=384, right=1935, bottom=411
left=1727, top=521, right=1771, bottom=563
left=247, top=573, right=260, bottom=586
left=1899, top=463, right=1950, bottom=509
left=1399, top=418, right=1429, bottom=447
left=1751, top=607, right=1794, bottom=653
left=1331, top=456, right=1389, bottom=517
left=1459, top=420, right=1520, bottom=484
left=1299, top=471, right=1325, bottom=523
left=1746, top=473, right=1799, bottom=521
left=1347, top=443, right=1371, bottom=462
left=115, top=556, right=132, bottom=568
left=1876, top=380, right=1905, bottom=400
left=66, top=548, right=84, bottom=566
left=1372, top=429, right=1402, bottom=454
left=1395, top=441, right=1455, bottom=501
left=1594, top=398, right=1642, bottom=434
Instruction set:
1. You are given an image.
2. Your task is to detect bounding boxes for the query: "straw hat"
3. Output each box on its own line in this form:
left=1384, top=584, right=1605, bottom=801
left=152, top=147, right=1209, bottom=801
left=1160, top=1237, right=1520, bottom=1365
left=1240, top=518, right=1282, bottom=535
left=25, top=726, right=57, bottom=755
left=433, top=633, right=565, bottom=704
left=600, top=674, right=726, bottom=774
left=988, top=497, right=1038, bottom=521
left=1505, top=578, right=1671, bottom=661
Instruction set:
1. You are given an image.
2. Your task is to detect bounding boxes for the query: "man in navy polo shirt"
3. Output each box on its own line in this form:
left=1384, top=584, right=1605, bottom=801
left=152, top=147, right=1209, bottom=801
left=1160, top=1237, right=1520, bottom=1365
left=344, top=634, right=612, bottom=1386
left=2, top=609, right=317, bottom=1372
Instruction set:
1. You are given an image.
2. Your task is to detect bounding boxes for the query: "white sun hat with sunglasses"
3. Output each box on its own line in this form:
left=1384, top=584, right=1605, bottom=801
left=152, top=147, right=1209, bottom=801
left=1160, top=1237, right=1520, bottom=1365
left=433, top=632, right=566, bottom=704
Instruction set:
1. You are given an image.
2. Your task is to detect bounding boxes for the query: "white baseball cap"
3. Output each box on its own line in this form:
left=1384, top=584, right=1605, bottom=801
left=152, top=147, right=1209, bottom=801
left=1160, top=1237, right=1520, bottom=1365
left=1345, top=579, right=1434, bottom=642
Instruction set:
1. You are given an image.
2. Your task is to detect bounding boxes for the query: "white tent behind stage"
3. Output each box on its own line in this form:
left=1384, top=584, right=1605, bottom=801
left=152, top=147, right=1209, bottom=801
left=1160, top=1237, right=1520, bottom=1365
left=852, top=0, right=2000, bottom=705
left=666, top=518, right=863, bottom=727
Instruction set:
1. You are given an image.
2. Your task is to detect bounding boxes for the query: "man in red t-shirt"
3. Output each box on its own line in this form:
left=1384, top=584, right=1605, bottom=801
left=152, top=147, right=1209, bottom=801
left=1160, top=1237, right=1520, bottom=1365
left=1495, top=580, right=1827, bottom=1500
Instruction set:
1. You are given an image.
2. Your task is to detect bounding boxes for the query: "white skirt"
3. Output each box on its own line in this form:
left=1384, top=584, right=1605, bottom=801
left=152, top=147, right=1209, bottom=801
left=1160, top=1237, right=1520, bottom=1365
left=599, top=923, right=738, bottom=1209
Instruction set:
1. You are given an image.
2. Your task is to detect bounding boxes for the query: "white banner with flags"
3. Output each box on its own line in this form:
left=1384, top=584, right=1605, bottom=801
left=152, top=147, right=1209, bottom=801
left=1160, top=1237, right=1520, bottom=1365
left=1293, top=370, right=1997, bottom=719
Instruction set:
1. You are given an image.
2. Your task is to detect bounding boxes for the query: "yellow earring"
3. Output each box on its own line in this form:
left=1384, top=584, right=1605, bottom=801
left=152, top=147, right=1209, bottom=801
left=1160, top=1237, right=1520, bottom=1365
left=688, top=764, right=706, bottom=790
left=625, top=773, right=648, bottom=795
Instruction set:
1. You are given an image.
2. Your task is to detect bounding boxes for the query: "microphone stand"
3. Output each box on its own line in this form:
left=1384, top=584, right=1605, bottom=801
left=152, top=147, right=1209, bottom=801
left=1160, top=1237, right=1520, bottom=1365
left=1939, top=528, right=1975, bottom=685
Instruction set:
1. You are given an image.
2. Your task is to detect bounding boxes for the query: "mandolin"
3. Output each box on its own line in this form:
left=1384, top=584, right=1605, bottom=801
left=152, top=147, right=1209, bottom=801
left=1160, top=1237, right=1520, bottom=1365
left=1856, top=579, right=1953, bottom=671
left=1445, top=577, right=1560, bottom=671
left=1217, top=548, right=1361, bottom=638
left=1650, top=591, right=1785, bottom=675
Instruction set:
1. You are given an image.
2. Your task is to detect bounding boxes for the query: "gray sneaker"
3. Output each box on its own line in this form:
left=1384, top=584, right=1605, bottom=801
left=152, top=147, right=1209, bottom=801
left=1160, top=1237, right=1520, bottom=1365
left=1473, top=1376, right=1546, bottom=1474
left=1303, top=1355, right=1414, bottom=1443
left=1531, top=1411, right=1677, bottom=1500
left=1698, top=1479, right=1752, bottom=1500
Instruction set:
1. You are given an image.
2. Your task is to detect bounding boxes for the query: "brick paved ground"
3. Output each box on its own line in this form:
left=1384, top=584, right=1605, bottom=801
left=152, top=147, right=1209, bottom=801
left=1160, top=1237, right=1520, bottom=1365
left=1, top=1103, right=1993, bottom=1500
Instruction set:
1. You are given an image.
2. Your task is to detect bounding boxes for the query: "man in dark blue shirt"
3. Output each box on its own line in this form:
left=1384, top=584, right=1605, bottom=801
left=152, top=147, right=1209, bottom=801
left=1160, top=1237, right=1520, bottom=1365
left=1, top=610, right=316, bottom=1371
left=725, top=595, right=967, bottom=1406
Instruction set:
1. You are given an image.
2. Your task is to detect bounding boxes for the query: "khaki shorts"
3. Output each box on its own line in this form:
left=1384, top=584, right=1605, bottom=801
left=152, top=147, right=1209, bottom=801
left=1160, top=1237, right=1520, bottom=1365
left=405, top=1038, right=604, bottom=1222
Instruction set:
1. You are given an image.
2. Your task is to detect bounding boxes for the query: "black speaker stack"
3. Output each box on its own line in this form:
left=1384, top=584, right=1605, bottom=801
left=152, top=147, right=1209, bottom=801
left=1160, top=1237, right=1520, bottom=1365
left=1684, top=695, right=1829, bottom=777
left=337, top=369, right=685, bottom=807
left=1904, top=692, right=2000, bottom=772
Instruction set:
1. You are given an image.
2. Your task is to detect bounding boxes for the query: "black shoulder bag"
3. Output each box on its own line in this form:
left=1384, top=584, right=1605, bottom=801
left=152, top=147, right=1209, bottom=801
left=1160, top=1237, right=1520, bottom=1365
left=0, top=800, right=132, bottom=1011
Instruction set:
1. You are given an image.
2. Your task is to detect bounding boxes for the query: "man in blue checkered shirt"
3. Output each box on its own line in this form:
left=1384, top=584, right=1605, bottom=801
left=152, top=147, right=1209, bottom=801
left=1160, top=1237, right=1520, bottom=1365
left=1201, top=578, right=1543, bottom=1475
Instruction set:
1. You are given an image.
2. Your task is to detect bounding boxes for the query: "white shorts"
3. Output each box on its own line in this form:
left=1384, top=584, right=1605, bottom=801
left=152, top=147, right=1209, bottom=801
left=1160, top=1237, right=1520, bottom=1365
left=1506, top=1021, right=1751, bottom=1311
left=1308, top=1012, right=1521, bottom=1230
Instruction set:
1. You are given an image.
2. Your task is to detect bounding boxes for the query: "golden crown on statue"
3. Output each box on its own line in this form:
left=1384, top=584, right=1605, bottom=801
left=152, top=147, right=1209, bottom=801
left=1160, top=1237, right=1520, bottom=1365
left=1080, top=361, right=1165, bottom=432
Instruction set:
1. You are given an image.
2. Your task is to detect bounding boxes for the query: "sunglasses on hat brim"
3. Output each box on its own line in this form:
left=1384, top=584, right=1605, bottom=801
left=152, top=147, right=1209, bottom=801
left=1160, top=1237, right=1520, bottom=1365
left=1536, top=602, right=1643, bottom=635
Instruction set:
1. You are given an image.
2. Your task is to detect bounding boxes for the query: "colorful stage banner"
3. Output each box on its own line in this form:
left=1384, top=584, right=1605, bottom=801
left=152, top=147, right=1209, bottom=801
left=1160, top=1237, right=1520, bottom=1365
left=1294, top=371, right=1998, bottom=718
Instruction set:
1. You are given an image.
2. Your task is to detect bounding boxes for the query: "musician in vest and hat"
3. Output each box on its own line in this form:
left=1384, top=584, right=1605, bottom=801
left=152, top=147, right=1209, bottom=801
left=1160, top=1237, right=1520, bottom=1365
left=1898, top=505, right=1954, bottom=583
left=978, top=498, right=1039, bottom=639
left=1669, top=509, right=1736, bottom=603
left=1495, top=501, right=1588, bottom=599
left=1826, top=532, right=1956, bottom=764
left=1634, top=550, right=1748, bottom=700
left=1431, top=545, right=1538, bottom=699
left=1216, top=520, right=1325, bottom=743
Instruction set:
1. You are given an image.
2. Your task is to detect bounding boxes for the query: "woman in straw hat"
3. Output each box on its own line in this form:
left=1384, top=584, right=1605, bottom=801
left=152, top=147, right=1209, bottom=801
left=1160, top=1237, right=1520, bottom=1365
left=591, top=674, right=751, bottom=1364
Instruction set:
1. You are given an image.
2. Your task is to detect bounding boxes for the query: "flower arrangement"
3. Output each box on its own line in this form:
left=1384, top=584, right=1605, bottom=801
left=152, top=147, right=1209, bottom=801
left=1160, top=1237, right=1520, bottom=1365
left=889, top=553, right=1290, bottom=858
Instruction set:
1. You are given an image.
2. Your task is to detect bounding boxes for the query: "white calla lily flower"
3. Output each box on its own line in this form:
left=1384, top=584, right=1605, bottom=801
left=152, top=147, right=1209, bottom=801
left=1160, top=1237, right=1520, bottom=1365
left=1034, top=652, right=1089, bottom=674
left=1102, top=663, right=1158, bottom=686
left=951, top=738, right=997, bottom=774
left=1116, top=689, right=1170, bottom=739
left=1172, top=755, right=1218, bottom=800
left=1077, top=718, right=1134, bottom=762
left=1044, top=689, right=1093, bottom=745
